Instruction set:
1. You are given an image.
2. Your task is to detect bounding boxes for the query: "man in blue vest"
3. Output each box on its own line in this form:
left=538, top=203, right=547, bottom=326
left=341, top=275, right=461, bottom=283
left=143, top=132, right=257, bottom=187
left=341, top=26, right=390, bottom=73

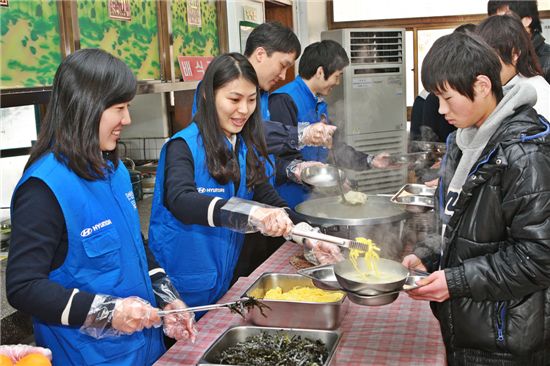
left=269, top=40, right=389, bottom=208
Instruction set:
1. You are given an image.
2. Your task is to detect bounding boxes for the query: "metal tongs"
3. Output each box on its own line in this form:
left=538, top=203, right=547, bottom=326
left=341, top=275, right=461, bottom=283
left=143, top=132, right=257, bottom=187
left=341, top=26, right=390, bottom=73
left=291, top=227, right=371, bottom=252
left=157, top=298, right=248, bottom=317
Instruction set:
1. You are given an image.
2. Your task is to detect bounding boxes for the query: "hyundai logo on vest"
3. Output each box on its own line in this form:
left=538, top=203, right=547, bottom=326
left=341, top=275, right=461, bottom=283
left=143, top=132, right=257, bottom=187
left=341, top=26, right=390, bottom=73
left=197, top=187, right=225, bottom=194
left=80, top=219, right=113, bottom=237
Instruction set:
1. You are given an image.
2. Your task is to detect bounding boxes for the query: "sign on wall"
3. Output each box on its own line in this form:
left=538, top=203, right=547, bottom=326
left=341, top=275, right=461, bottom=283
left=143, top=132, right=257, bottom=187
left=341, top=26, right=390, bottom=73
left=178, top=56, right=213, bottom=81
left=187, top=0, right=202, bottom=27
left=108, top=0, right=131, bottom=21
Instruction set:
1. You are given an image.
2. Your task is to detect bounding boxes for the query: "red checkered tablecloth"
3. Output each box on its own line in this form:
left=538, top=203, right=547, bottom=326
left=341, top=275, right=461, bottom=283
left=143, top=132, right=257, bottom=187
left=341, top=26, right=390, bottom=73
left=154, top=242, right=446, bottom=365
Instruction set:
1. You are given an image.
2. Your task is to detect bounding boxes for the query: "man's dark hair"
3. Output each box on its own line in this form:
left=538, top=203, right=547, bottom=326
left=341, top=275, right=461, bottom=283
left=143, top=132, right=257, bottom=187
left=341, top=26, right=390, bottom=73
left=422, top=32, right=503, bottom=102
left=195, top=53, right=270, bottom=188
left=477, top=14, right=542, bottom=78
left=454, top=23, right=476, bottom=34
left=298, top=40, right=349, bottom=80
left=487, top=0, right=511, bottom=15
left=26, top=48, right=137, bottom=180
left=244, top=22, right=301, bottom=59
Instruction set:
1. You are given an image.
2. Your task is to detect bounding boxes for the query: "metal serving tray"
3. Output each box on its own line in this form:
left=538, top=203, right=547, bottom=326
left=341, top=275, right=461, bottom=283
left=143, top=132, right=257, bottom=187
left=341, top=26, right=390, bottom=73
left=242, top=273, right=348, bottom=330
left=197, top=325, right=341, bottom=366
left=391, top=184, right=435, bottom=213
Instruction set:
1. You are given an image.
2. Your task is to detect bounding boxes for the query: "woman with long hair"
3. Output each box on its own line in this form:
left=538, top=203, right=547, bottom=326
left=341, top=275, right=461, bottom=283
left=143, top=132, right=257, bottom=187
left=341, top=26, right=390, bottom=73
left=148, top=53, right=341, bottom=311
left=6, top=48, right=195, bottom=366
left=476, top=14, right=550, bottom=118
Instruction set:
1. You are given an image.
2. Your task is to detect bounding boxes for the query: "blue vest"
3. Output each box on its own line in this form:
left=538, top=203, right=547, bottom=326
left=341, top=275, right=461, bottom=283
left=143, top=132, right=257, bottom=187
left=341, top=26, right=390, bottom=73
left=148, top=123, right=253, bottom=309
left=271, top=77, right=330, bottom=208
left=14, top=153, right=164, bottom=366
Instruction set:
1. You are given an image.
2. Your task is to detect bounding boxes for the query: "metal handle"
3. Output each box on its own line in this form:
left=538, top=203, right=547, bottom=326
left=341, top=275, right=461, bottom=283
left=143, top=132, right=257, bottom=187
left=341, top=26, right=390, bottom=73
left=157, top=300, right=240, bottom=317
left=291, top=228, right=350, bottom=248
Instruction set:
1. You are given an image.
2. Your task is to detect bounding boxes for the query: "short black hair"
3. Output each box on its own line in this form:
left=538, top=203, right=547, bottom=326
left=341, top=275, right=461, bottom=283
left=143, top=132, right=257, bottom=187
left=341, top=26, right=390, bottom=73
left=454, top=23, right=476, bottom=34
left=477, top=14, right=542, bottom=78
left=487, top=0, right=511, bottom=15
left=26, top=48, right=137, bottom=180
left=421, top=32, right=503, bottom=102
left=244, top=22, right=301, bottom=59
left=298, top=40, right=349, bottom=80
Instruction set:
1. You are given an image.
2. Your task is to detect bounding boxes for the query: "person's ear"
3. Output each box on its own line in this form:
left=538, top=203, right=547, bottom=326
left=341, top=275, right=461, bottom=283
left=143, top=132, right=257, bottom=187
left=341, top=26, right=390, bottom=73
left=474, top=75, right=493, bottom=98
left=315, top=66, right=324, bottom=79
left=512, top=49, right=520, bottom=66
left=521, top=16, right=533, bottom=33
left=253, top=47, right=267, bottom=63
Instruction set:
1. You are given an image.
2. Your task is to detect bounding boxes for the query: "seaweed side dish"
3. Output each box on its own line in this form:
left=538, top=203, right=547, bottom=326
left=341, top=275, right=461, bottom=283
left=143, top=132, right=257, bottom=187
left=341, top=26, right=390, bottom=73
left=227, top=297, right=271, bottom=319
left=216, top=331, right=328, bottom=366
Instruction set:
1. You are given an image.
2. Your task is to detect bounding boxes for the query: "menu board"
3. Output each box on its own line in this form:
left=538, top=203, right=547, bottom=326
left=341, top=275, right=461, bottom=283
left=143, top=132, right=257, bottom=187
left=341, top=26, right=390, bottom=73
left=0, top=0, right=62, bottom=88
left=78, top=0, right=161, bottom=81
left=171, top=0, right=219, bottom=80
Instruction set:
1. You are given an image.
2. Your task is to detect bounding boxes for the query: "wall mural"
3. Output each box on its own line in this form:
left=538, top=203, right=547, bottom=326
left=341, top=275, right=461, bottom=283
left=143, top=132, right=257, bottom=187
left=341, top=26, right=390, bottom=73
left=78, top=0, right=160, bottom=80
left=0, top=0, right=62, bottom=88
left=171, top=0, right=219, bottom=80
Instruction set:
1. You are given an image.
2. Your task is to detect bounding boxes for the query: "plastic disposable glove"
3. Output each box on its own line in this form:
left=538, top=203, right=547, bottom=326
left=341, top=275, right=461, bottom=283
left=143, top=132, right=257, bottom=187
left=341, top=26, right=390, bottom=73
left=291, top=222, right=344, bottom=265
left=371, top=153, right=391, bottom=168
left=249, top=206, right=293, bottom=237
left=161, top=299, right=198, bottom=342
left=80, top=295, right=161, bottom=339
left=300, top=123, right=337, bottom=148
left=286, top=160, right=325, bottom=184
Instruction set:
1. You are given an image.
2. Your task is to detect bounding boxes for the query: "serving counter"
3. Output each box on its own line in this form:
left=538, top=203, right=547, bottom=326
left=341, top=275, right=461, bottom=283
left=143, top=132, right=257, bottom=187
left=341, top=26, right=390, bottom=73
left=154, top=242, right=446, bottom=365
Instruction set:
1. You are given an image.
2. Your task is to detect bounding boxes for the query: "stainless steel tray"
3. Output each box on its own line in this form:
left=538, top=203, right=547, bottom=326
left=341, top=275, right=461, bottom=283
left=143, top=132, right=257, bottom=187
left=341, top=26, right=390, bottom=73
left=391, top=184, right=435, bottom=213
left=242, top=273, right=348, bottom=330
left=197, top=325, right=342, bottom=366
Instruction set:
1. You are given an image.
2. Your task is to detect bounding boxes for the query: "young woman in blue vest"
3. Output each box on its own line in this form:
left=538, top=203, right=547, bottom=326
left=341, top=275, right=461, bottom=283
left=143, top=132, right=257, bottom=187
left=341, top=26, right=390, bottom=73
left=6, top=49, right=196, bottom=366
left=148, top=53, right=342, bottom=312
left=269, top=40, right=390, bottom=209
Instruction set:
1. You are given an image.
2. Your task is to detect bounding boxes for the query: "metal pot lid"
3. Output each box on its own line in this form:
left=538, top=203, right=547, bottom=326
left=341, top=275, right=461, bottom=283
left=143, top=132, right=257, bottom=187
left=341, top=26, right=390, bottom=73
left=295, top=195, right=408, bottom=226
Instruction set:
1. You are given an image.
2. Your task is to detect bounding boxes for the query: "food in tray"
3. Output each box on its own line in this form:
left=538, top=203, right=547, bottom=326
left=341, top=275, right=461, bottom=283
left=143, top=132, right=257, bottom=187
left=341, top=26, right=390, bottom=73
left=341, top=190, right=367, bottom=205
left=263, top=286, right=344, bottom=302
left=215, top=331, right=329, bottom=366
left=227, top=297, right=271, bottom=319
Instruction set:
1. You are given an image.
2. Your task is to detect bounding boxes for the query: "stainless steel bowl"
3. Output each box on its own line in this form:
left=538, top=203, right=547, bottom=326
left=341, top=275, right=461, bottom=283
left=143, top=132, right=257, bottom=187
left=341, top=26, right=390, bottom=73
left=242, top=273, right=348, bottom=330
left=333, top=258, right=409, bottom=296
left=297, top=264, right=344, bottom=291
left=301, top=165, right=345, bottom=188
left=346, top=291, right=400, bottom=306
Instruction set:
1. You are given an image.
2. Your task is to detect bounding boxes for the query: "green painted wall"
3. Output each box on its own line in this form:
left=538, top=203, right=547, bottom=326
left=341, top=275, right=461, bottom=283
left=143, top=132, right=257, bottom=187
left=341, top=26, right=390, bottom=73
left=171, top=0, right=219, bottom=79
left=1, top=0, right=62, bottom=88
left=78, top=0, right=160, bottom=80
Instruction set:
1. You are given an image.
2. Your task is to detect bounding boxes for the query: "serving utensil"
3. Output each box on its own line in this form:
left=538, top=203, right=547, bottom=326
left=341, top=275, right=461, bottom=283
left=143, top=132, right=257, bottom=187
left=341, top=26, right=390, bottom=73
left=158, top=298, right=248, bottom=317
left=291, top=227, right=371, bottom=252
left=329, top=148, right=355, bottom=205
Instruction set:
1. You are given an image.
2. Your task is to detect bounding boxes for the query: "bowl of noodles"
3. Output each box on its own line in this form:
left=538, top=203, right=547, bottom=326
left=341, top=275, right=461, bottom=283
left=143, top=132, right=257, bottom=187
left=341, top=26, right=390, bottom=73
left=333, top=238, right=409, bottom=296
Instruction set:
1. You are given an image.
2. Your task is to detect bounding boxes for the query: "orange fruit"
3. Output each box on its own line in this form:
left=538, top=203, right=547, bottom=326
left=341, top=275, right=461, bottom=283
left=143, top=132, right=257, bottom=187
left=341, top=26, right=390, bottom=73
left=0, top=354, right=14, bottom=366
left=15, top=354, right=51, bottom=366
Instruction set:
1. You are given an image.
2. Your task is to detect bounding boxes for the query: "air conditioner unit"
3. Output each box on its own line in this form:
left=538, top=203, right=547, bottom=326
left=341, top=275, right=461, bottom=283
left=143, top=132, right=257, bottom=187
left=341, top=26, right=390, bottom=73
left=321, top=28, right=407, bottom=193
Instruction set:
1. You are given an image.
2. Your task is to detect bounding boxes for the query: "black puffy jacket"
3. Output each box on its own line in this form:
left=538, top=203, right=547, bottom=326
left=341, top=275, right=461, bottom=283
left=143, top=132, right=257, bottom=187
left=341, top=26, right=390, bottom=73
left=417, top=106, right=550, bottom=365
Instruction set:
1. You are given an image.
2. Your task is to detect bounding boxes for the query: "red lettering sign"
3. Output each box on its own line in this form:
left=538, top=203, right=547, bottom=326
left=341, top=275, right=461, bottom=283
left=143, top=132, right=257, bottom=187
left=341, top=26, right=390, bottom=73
left=178, top=56, right=214, bottom=81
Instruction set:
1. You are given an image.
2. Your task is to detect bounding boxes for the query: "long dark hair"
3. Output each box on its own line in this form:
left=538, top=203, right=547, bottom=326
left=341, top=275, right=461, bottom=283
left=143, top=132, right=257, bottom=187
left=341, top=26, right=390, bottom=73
left=194, top=53, right=270, bottom=188
left=476, top=14, right=542, bottom=78
left=26, top=48, right=137, bottom=180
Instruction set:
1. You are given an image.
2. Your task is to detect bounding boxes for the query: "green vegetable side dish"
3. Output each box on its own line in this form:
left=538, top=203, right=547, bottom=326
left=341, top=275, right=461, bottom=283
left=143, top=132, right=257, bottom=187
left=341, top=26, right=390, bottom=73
left=216, top=331, right=329, bottom=366
left=227, top=297, right=271, bottom=319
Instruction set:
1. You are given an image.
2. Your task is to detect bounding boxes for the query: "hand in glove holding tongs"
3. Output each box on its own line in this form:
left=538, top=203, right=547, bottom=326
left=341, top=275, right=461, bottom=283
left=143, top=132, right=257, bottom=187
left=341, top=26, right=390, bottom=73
left=152, top=276, right=198, bottom=342
left=290, top=222, right=344, bottom=265
left=300, top=122, right=337, bottom=148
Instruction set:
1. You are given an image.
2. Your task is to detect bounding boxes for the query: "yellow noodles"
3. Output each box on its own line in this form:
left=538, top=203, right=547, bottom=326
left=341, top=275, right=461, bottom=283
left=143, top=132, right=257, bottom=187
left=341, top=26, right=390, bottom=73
left=349, top=237, right=381, bottom=280
left=263, top=286, right=344, bottom=302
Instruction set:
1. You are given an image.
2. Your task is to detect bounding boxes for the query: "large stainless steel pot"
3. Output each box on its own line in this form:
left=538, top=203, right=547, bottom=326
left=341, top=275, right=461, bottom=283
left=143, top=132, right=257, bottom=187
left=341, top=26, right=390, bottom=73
left=295, top=195, right=409, bottom=260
